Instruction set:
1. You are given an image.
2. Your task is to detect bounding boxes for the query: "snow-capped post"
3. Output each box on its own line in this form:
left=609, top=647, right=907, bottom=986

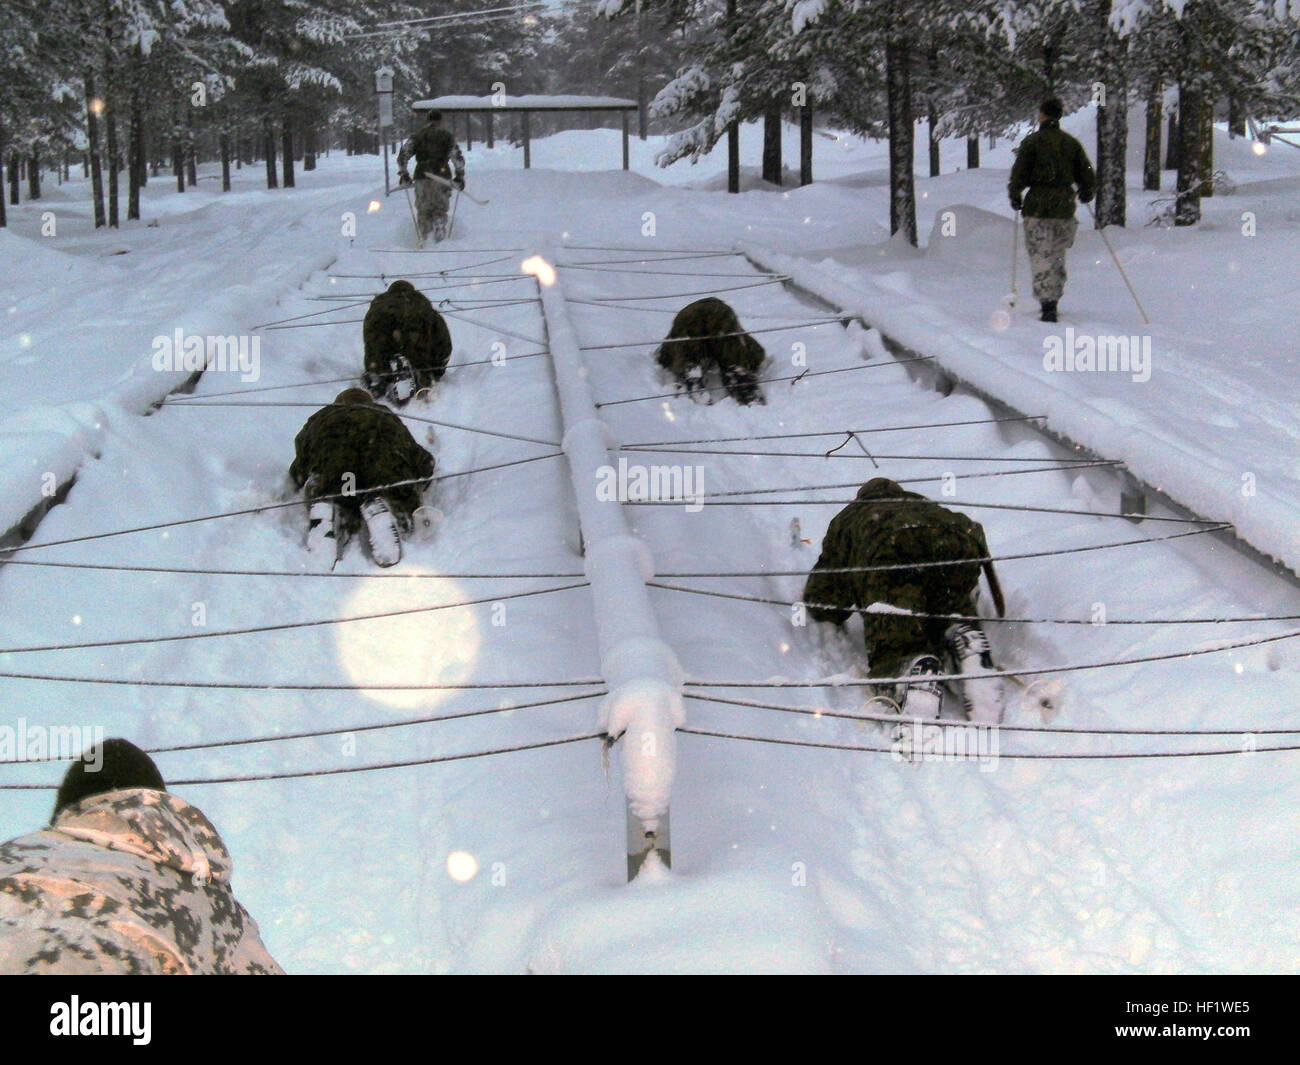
left=375, top=67, right=394, bottom=196
left=526, top=242, right=685, bottom=881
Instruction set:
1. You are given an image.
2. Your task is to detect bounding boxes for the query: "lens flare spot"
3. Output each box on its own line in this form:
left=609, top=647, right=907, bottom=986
left=447, top=850, right=479, bottom=882
left=989, top=308, right=1011, bottom=332
left=1252, top=142, right=1267, bottom=156
left=337, top=572, right=481, bottom=710
left=367, top=200, right=382, bottom=213
left=521, top=255, right=556, bottom=286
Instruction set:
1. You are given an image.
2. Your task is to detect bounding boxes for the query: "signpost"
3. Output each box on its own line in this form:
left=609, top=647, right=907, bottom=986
left=375, top=66, right=394, bottom=195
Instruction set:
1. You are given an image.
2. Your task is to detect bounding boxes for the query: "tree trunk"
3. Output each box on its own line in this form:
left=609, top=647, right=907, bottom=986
left=1198, top=95, right=1214, bottom=197
left=486, top=113, right=494, bottom=148
left=1143, top=80, right=1162, bottom=191
left=220, top=131, right=231, bottom=191
left=762, top=105, right=781, bottom=185
left=1228, top=97, right=1244, bottom=137
left=926, top=46, right=940, bottom=178
left=303, top=126, right=316, bottom=171
left=128, top=72, right=143, bottom=220
left=264, top=121, right=278, bottom=189
left=185, top=106, right=197, bottom=188
left=8, top=152, right=18, bottom=205
left=886, top=33, right=917, bottom=245
left=1174, top=84, right=1201, bottom=226
left=86, top=70, right=106, bottom=227
left=106, top=110, right=120, bottom=227
left=1165, top=109, right=1179, bottom=170
left=966, top=133, right=979, bottom=169
left=799, top=104, right=812, bottom=185
left=0, top=132, right=7, bottom=227
left=27, top=150, right=40, bottom=200
left=1095, top=81, right=1127, bottom=226
left=281, top=115, right=295, bottom=188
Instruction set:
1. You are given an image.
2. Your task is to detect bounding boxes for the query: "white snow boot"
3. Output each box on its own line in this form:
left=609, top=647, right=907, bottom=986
left=945, top=622, right=1005, bottom=724
left=895, top=653, right=945, bottom=719
left=360, top=496, right=402, bottom=567
left=306, top=501, right=339, bottom=560
left=386, top=355, right=417, bottom=405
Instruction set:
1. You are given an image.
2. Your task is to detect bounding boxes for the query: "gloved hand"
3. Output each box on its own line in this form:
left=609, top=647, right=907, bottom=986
left=453, top=174, right=465, bottom=191
left=1009, top=192, right=1023, bottom=212
left=1078, top=188, right=1094, bottom=204
left=398, top=169, right=411, bottom=185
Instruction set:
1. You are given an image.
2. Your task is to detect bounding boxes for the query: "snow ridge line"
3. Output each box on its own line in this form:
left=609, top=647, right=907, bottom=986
left=736, top=239, right=1300, bottom=592
left=533, top=242, right=684, bottom=875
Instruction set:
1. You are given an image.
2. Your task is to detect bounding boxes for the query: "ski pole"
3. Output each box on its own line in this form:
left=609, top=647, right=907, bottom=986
left=1009, top=209, right=1020, bottom=309
left=1085, top=202, right=1151, bottom=324
left=448, top=186, right=460, bottom=238
left=403, top=182, right=419, bottom=241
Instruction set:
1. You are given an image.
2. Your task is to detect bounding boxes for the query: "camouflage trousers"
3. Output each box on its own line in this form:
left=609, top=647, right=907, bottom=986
left=1022, top=216, right=1078, bottom=302
left=412, top=178, right=452, bottom=241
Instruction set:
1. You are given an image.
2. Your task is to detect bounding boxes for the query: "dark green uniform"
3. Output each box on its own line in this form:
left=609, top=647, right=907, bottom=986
left=804, top=478, right=990, bottom=679
left=1008, top=119, right=1096, bottom=220
left=655, top=297, right=766, bottom=405
left=289, top=389, right=435, bottom=527
left=362, top=280, right=453, bottom=395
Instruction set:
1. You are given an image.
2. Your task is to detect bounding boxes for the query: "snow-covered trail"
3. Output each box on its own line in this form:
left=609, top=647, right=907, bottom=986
left=3, top=157, right=1300, bottom=972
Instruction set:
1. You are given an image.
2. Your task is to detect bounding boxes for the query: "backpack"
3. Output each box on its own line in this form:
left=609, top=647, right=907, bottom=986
left=413, top=125, right=454, bottom=178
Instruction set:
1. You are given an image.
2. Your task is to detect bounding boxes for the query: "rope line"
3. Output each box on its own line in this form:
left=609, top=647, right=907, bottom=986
left=655, top=525, right=1231, bottom=577
left=650, top=580, right=1300, bottom=626
left=0, top=672, right=604, bottom=692
left=622, top=415, right=1049, bottom=448
left=683, top=626, right=1300, bottom=688
left=0, top=582, right=588, bottom=655
left=684, top=692, right=1300, bottom=737
left=565, top=278, right=790, bottom=303
left=579, top=318, right=855, bottom=351
left=0, top=733, right=608, bottom=789
left=679, top=726, right=1300, bottom=760
left=595, top=356, right=932, bottom=408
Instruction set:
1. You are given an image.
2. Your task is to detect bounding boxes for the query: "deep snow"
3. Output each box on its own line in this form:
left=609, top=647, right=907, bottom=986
left=2, top=113, right=1299, bottom=973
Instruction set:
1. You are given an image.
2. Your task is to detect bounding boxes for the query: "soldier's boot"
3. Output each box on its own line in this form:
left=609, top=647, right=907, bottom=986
left=306, top=501, right=340, bottom=560
left=945, top=622, right=1005, bottom=724
left=362, top=369, right=387, bottom=401
left=432, top=216, right=449, bottom=242
left=360, top=496, right=402, bottom=567
left=1039, top=300, right=1058, bottom=323
left=889, top=653, right=945, bottom=760
left=722, top=366, right=765, bottom=406
left=385, top=355, right=417, bottom=405
left=681, top=365, right=714, bottom=405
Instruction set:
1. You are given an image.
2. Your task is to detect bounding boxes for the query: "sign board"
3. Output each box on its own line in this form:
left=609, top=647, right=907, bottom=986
left=378, top=92, right=393, bottom=128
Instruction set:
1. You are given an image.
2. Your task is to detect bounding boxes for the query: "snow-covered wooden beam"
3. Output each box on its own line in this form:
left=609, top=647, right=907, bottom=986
left=527, top=244, right=684, bottom=881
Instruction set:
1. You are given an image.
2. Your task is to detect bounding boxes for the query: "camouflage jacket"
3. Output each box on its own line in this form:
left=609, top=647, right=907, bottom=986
left=363, top=283, right=453, bottom=383
left=0, top=789, right=282, bottom=974
left=397, top=125, right=465, bottom=181
left=1008, top=120, right=1097, bottom=219
left=289, top=402, right=435, bottom=517
left=803, top=478, right=990, bottom=625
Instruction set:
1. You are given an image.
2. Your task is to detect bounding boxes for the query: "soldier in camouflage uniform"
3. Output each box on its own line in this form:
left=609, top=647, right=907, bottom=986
left=397, top=110, right=466, bottom=243
left=1008, top=98, right=1096, bottom=323
left=289, top=388, right=436, bottom=566
left=362, top=280, right=453, bottom=404
left=0, top=739, right=282, bottom=974
left=655, top=297, right=766, bottom=405
left=804, top=477, right=1006, bottom=722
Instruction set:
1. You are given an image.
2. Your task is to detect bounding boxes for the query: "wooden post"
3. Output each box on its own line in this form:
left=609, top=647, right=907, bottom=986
left=522, top=110, right=531, bottom=168
left=466, top=112, right=473, bottom=150
left=486, top=112, right=494, bottom=148
left=621, top=109, right=630, bottom=170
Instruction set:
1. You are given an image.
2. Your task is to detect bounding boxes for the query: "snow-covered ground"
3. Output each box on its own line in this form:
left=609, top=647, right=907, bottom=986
left=2, top=113, right=1299, bottom=973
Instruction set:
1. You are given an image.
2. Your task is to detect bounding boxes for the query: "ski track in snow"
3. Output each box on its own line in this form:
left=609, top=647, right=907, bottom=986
left=2, top=130, right=1300, bottom=973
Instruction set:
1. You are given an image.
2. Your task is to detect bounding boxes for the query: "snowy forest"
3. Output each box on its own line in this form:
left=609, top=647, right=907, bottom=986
left=3, top=1, right=1299, bottom=233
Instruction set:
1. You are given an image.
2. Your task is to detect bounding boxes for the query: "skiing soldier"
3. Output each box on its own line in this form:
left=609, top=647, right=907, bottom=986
left=397, top=109, right=466, bottom=243
left=803, top=477, right=1006, bottom=722
left=655, top=297, right=766, bottom=405
left=289, top=388, right=436, bottom=567
left=1008, top=98, right=1096, bottom=322
left=362, top=280, right=453, bottom=404
left=0, top=738, right=283, bottom=974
